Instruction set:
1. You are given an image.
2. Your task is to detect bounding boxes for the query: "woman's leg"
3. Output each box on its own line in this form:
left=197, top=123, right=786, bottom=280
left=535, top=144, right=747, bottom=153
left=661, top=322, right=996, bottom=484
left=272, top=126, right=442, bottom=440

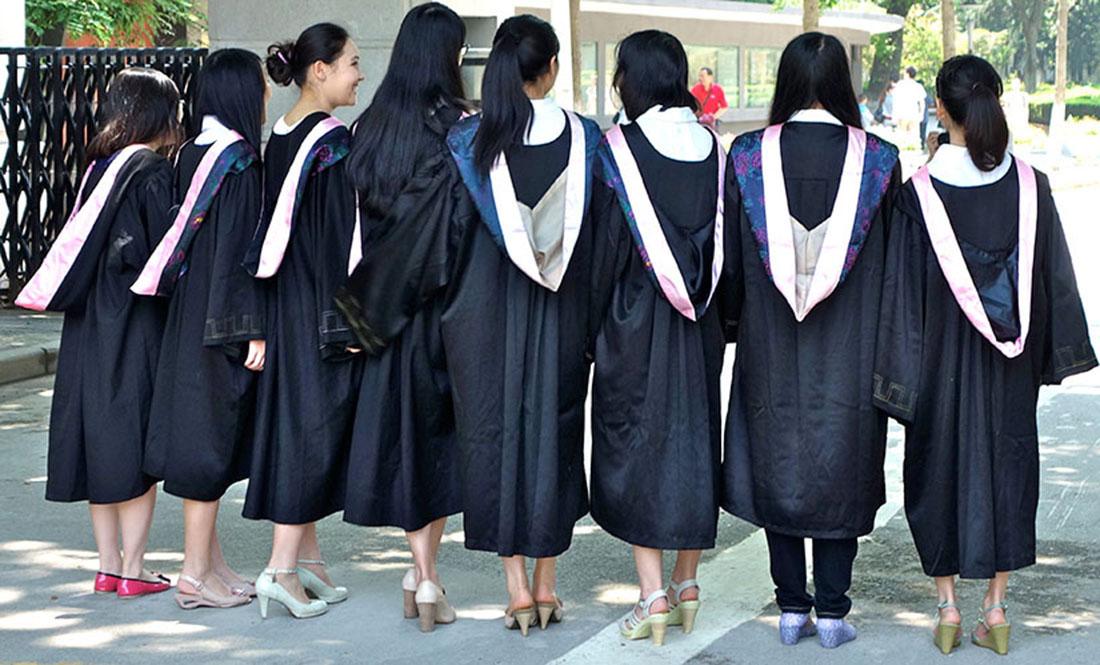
left=268, top=523, right=310, bottom=602
left=935, top=575, right=961, bottom=625
left=670, top=550, right=702, bottom=603
left=501, top=555, right=533, bottom=610
left=975, top=572, right=1010, bottom=638
left=532, top=557, right=558, bottom=604
left=429, top=517, right=447, bottom=568
left=297, top=521, right=335, bottom=586
left=89, top=504, right=122, bottom=575
left=179, top=498, right=231, bottom=595
left=208, top=513, right=248, bottom=586
left=118, top=486, right=157, bottom=580
left=632, top=546, right=669, bottom=614
left=406, top=520, right=441, bottom=585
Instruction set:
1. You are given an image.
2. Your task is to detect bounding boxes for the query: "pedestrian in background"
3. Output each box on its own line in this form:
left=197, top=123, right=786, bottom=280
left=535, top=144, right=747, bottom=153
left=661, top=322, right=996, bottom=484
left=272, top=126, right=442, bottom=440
left=874, top=54, right=1097, bottom=656
left=691, top=66, right=729, bottom=130
left=15, top=68, right=180, bottom=600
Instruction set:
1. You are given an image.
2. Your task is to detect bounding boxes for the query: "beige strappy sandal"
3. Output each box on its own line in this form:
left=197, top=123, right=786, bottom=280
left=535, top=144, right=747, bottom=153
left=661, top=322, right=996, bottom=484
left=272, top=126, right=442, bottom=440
left=175, top=574, right=251, bottom=610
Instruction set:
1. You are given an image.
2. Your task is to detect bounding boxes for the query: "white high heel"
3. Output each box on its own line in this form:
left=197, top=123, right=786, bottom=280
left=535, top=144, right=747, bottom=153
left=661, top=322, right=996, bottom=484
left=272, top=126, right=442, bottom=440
left=296, top=559, right=348, bottom=604
left=255, top=568, right=328, bottom=619
left=403, top=568, right=418, bottom=619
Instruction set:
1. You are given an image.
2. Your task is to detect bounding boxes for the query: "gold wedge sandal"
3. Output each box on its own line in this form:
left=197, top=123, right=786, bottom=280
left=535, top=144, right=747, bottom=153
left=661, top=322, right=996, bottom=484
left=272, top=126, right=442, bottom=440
left=504, top=604, right=537, bottom=636
left=175, top=574, right=251, bottom=610
left=620, top=590, right=670, bottom=646
left=971, top=602, right=1011, bottom=655
left=933, top=600, right=962, bottom=655
left=667, top=579, right=701, bottom=634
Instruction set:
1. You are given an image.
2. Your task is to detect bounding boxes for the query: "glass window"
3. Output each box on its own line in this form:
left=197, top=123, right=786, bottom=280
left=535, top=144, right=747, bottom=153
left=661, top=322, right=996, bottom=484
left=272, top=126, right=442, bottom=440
left=685, top=45, right=739, bottom=109
left=746, top=47, right=780, bottom=108
left=579, top=42, right=598, bottom=116
left=604, top=41, right=619, bottom=117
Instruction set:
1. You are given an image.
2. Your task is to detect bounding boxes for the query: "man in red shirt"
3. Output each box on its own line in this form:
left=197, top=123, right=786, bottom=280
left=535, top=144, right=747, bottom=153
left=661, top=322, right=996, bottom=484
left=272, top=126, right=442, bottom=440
left=691, top=67, right=729, bottom=129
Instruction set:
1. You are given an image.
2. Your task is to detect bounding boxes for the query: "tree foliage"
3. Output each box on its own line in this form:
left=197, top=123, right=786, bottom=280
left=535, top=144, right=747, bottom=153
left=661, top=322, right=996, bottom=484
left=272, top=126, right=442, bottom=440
left=26, top=0, right=202, bottom=46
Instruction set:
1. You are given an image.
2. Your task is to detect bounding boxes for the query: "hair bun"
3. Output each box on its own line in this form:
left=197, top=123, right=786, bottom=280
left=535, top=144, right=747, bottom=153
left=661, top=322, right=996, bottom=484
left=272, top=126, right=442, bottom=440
left=265, top=40, right=296, bottom=86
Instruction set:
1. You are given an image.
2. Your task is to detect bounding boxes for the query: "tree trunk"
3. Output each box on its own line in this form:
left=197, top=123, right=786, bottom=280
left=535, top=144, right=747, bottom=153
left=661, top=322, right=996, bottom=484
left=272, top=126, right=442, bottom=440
left=570, top=0, right=581, bottom=110
left=867, top=0, right=916, bottom=99
left=1012, top=0, right=1044, bottom=92
left=1050, top=0, right=1072, bottom=157
left=803, top=0, right=820, bottom=32
left=942, top=0, right=957, bottom=60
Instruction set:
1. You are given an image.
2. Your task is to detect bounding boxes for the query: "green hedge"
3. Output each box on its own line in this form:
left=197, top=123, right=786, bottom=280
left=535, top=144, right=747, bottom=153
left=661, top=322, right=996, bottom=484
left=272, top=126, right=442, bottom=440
left=1029, top=101, right=1100, bottom=124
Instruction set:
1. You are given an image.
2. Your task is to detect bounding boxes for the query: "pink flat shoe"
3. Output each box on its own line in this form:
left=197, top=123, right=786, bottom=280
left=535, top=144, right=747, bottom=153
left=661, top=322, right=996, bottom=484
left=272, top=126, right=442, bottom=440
left=117, top=573, right=172, bottom=598
left=94, top=572, right=122, bottom=594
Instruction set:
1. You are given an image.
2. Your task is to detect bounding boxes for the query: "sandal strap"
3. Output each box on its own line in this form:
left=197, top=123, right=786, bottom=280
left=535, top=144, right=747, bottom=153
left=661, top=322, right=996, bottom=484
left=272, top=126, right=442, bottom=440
left=669, top=578, right=700, bottom=603
left=264, top=567, right=299, bottom=576
left=981, top=602, right=1008, bottom=614
left=639, top=589, right=668, bottom=613
left=179, top=574, right=205, bottom=591
left=937, top=600, right=958, bottom=610
left=297, top=559, right=326, bottom=566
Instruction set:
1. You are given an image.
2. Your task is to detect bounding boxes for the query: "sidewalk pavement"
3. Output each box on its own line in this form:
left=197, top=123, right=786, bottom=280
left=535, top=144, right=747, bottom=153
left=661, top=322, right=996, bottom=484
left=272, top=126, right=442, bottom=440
left=0, top=309, right=62, bottom=386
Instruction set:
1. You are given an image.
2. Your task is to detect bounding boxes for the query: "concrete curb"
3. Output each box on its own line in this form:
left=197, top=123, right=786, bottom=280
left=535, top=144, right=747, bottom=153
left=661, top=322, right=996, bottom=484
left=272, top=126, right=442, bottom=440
left=0, top=345, right=59, bottom=385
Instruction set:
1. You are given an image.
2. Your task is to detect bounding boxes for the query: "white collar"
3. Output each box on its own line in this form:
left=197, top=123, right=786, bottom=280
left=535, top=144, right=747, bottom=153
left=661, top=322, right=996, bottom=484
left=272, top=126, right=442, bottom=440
left=927, top=144, right=1013, bottom=187
left=787, top=108, right=844, bottom=126
left=272, top=114, right=311, bottom=136
left=195, top=115, right=232, bottom=145
left=629, top=105, right=713, bottom=162
left=525, top=97, right=567, bottom=146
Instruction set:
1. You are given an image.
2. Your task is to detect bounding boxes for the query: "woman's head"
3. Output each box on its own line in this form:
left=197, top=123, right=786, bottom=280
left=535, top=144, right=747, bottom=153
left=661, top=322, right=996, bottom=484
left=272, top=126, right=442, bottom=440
left=348, top=2, right=469, bottom=216
left=768, top=32, right=861, bottom=128
left=613, top=30, right=697, bottom=121
left=195, top=48, right=269, bottom=150
left=266, top=22, right=362, bottom=108
left=87, top=67, right=181, bottom=161
left=935, top=55, right=1009, bottom=171
left=473, top=14, right=560, bottom=175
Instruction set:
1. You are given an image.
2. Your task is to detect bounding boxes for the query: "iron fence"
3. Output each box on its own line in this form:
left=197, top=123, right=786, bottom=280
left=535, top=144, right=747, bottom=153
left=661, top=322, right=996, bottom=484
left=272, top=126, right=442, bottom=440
left=0, top=47, right=206, bottom=302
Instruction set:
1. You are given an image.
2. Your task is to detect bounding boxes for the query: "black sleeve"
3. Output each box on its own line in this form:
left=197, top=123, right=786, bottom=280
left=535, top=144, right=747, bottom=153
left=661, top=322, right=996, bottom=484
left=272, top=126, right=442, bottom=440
left=335, top=155, right=473, bottom=354
left=717, top=152, right=745, bottom=343
left=1038, top=182, right=1098, bottom=383
left=202, top=163, right=266, bottom=354
left=311, top=161, right=359, bottom=360
left=587, top=177, right=631, bottom=358
left=872, top=193, right=927, bottom=424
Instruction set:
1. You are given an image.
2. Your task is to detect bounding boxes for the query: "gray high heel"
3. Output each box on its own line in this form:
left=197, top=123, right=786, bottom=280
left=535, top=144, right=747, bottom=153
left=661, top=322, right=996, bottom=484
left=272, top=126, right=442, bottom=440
left=255, top=568, right=327, bottom=619
left=296, top=559, right=348, bottom=604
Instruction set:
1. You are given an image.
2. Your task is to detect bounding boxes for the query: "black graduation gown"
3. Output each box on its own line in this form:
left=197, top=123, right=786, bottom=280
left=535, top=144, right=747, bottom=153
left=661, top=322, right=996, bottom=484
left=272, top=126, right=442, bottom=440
left=46, top=150, right=173, bottom=503
left=722, top=123, right=902, bottom=539
left=336, top=108, right=463, bottom=532
left=873, top=165, right=1097, bottom=578
left=143, top=140, right=265, bottom=501
left=242, top=113, right=362, bottom=524
left=589, top=124, right=725, bottom=550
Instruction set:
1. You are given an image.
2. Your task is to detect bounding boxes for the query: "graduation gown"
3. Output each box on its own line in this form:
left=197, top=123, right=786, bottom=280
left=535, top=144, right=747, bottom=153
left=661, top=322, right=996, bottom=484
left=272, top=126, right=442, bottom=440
left=140, top=129, right=264, bottom=501
left=588, top=121, right=725, bottom=550
left=402, top=110, right=598, bottom=553
left=17, top=147, right=173, bottom=503
left=242, top=112, right=362, bottom=524
left=873, top=155, right=1097, bottom=578
left=335, top=106, right=464, bottom=532
left=722, top=119, right=901, bottom=539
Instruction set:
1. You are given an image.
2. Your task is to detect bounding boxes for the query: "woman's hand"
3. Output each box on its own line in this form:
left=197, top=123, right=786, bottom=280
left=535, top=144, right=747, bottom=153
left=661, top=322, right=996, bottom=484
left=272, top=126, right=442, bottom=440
left=925, top=131, right=942, bottom=161
left=244, top=339, right=266, bottom=372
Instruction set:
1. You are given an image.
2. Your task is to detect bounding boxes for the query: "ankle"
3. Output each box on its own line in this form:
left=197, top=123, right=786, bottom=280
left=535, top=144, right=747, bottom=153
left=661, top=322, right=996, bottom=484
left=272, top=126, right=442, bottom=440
left=121, top=559, right=145, bottom=579
left=99, top=557, right=122, bottom=575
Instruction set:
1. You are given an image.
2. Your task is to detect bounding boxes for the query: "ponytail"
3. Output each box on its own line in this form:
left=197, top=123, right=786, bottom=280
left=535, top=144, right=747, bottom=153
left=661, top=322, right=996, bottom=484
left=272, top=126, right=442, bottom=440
left=473, top=15, right=559, bottom=176
left=266, top=22, right=349, bottom=88
left=936, top=55, right=1009, bottom=172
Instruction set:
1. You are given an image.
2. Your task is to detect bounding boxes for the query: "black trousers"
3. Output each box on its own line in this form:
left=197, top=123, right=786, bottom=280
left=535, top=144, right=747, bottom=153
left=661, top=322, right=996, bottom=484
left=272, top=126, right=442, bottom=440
left=765, top=530, right=858, bottom=619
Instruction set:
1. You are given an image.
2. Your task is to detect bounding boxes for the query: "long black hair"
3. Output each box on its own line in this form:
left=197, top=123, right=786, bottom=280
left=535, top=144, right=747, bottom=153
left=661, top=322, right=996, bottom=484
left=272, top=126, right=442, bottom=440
left=87, top=67, right=181, bottom=161
left=612, top=30, right=698, bottom=121
left=193, top=48, right=266, bottom=151
left=473, top=14, right=558, bottom=175
left=936, top=55, right=1009, bottom=171
left=266, top=22, right=349, bottom=88
left=349, top=3, right=468, bottom=217
left=768, top=32, right=861, bottom=128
